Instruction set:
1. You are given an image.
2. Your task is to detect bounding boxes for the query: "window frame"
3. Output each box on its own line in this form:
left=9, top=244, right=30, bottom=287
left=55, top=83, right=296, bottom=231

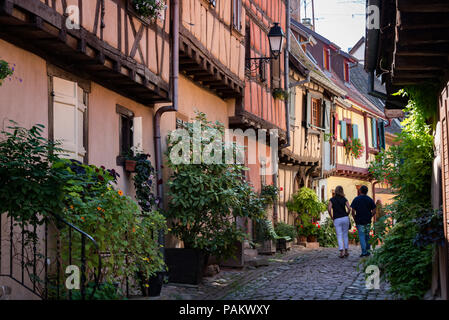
left=344, top=61, right=350, bottom=83
left=116, top=104, right=135, bottom=165
left=311, top=98, right=322, bottom=127
left=323, top=48, right=330, bottom=71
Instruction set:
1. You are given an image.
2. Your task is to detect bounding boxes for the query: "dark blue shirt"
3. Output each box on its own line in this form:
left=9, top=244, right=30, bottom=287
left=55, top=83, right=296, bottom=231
left=350, top=195, right=376, bottom=225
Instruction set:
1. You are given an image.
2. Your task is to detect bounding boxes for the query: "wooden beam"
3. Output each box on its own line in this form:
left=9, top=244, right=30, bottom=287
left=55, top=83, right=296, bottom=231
left=398, top=0, right=449, bottom=13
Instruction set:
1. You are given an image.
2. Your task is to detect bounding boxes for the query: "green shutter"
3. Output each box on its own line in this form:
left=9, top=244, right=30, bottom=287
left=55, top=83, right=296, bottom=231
left=340, top=121, right=347, bottom=141
left=371, top=118, right=377, bottom=148
left=352, top=124, right=359, bottom=139
left=378, top=119, right=386, bottom=149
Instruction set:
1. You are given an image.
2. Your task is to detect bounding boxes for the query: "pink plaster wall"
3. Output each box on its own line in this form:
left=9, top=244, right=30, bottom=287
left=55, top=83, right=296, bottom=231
left=0, top=39, right=48, bottom=136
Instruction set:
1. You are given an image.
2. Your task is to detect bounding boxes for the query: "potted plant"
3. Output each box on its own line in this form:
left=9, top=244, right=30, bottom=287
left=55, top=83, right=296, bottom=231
left=297, top=223, right=308, bottom=244
left=165, top=112, right=265, bottom=284
left=254, top=219, right=278, bottom=255
left=287, top=187, right=326, bottom=240
left=306, top=221, right=320, bottom=243
left=274, top=222, right=297, bottom=252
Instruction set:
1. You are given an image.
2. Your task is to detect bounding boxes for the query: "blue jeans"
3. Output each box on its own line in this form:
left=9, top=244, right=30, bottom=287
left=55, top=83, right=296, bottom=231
left=356, top=224, right=371, bottom=255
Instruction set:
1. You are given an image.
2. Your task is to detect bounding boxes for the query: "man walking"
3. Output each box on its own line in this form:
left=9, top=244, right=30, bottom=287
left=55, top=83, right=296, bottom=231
left=350, top=186, right=376, bottom=257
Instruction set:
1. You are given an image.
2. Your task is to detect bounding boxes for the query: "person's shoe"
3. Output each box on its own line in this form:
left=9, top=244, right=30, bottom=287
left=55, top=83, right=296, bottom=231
left=344, top=251, right=349, bottom=257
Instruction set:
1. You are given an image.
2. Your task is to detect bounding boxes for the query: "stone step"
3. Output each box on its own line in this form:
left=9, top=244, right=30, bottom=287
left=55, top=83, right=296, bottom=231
left=245, top=257, right=270, bottom=268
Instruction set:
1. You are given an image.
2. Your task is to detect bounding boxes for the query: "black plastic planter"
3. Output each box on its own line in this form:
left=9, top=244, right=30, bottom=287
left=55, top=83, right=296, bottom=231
left=147, top=272, right=164, bottom=297
left=165, top=248, right=207, bottom=285
left=137, top=272, right=164, bottom=297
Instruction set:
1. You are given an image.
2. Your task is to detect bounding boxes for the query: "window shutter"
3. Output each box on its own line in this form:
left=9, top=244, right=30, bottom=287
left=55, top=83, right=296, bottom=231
left=133, top=117, right=143, bottom=152
left=340, top=120, right=347, bottom=141
left=53, top=77, right=86, bottom=162
left=289, top=88, right=296, bottom=123
left=306, top=92, right=312, bottom=128
left=321, top=100, right=327, bottom=129
left=371, top=118, right=378, bottom=148
left=378, top=119, right=386, bottom=149
left=352, top=124, right=359, bottom=139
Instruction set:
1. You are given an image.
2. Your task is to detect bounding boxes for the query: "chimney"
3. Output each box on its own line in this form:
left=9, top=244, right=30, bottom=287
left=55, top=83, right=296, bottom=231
left=302, top=18, right=313, bottom=30
left=291, top=0, right=301, bottom=22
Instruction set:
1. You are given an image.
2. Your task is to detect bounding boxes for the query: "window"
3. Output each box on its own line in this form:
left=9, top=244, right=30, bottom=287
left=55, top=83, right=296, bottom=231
left=323, top=48, right=330, bottom=71
left=232, top=0, right=242, bottom=32
left=52, top=76, right=87, bottom=163
left=117, top=105, right=134, bottom=157
left=116, top=105, right=143, bottom=164
left=344, top=61, right=350, bottom=82
left=311, top=98, right=321, bottom=127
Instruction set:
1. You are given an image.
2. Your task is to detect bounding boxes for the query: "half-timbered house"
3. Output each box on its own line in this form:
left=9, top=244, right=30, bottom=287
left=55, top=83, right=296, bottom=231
left=0, top=0, right=172, bottom=299
left=276, top=31, right=346, bottom=225
left=291, top=21, right=387, bottom=204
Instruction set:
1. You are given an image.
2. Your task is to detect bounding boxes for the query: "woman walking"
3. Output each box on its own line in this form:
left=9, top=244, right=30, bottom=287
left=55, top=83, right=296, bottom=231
left=328, top=186, right=351, bottom=258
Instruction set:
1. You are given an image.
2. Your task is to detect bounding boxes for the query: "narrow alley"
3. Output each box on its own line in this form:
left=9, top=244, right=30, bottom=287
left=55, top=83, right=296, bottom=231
left=151, top=246, right=393, bottom=301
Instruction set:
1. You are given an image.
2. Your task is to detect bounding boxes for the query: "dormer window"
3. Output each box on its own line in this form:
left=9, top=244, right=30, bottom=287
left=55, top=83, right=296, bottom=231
left=344, top=61, right=350, bottom=83
left=323, top=48, right=330, bottom=71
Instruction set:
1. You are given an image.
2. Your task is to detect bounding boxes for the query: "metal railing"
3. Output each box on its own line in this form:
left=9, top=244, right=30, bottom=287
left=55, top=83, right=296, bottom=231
left=0, top=213, right=102, bottom=300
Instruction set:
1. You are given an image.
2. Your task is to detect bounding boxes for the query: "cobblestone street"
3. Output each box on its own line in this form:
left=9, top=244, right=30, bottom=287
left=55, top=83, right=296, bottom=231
left=146, top=245, right=395, bottom=301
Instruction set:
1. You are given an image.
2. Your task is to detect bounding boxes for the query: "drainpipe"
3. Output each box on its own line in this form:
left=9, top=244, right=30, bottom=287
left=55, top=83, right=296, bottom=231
left=281, top=0, right=291, bottom=149
left=275, top=0, right=291, bottom=224
left=154, top=0, right=179, bottom=252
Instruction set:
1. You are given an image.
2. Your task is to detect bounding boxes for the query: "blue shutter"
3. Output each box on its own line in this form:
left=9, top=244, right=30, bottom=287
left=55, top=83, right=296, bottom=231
left=340, top=121, right=347, bottom=141
left=352, top=124, right=359, bottom=139
left=371, top=118, right=377, bottom=148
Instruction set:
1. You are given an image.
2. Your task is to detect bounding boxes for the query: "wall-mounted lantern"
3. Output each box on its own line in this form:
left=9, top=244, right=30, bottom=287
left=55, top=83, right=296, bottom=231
left=246, top=22, right=285, bottom=75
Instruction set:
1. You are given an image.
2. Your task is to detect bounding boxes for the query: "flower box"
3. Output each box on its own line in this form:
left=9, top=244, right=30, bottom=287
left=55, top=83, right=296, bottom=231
left=257, top=240, right=276, bottom=255
left=125, top=159, right=137, bottom=172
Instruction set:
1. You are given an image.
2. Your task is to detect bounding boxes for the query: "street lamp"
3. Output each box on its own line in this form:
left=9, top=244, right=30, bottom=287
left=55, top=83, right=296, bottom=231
left=268, top=22, right=285, bottom=59
left=246, top=23, right=285, bottom=75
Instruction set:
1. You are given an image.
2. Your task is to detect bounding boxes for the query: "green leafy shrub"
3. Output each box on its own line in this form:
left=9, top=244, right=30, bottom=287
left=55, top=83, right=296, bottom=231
left=0, top=60, right=13, bottom=85
left=166, top=112, right=265, bottom=259
left=0, top=122, right=65, bottom=226
left=367, top=91, right=437, bottom=299
left=58, top=159, right=167, bottom=285
left=260, top=184, right=279, bottom=208
left=317, top=219, right=337, bottom=247
left=274, top=222, right=297, bottom=240
left=364, top=208, right=433, bottom=299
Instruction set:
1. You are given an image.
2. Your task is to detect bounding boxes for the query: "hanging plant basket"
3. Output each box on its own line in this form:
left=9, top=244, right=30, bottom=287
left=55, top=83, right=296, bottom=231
left=272, top=88, right=289, bottom=101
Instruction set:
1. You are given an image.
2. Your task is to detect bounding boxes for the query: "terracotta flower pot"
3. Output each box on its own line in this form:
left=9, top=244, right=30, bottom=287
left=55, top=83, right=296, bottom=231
left=125, top=160, right=137, bottom=172
left=307, top=235, right=317, bottom=243
left=298, top=235, right=307, bottom=243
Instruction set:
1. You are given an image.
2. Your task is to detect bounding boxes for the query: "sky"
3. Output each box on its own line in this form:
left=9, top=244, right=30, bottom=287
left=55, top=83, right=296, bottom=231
left=298, top=0, right=366, bottom=53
